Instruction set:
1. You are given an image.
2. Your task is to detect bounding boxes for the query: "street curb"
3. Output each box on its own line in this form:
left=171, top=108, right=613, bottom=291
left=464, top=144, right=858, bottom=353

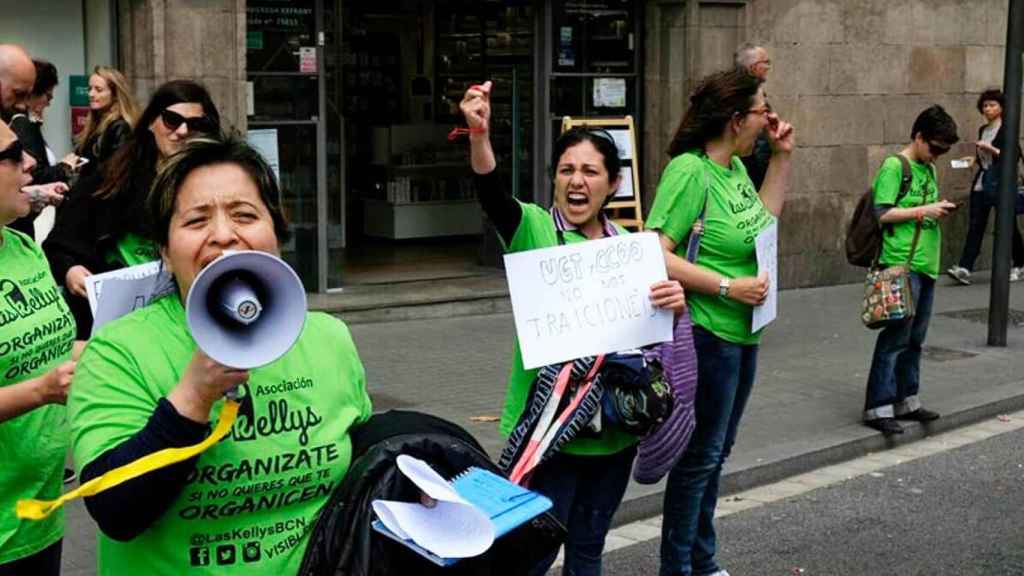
left=610, top=385, right=1024, bottom=528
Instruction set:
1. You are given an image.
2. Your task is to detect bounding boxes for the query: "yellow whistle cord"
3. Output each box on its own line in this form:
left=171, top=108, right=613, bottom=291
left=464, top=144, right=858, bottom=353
left=16, top=399, right=240, bottom=521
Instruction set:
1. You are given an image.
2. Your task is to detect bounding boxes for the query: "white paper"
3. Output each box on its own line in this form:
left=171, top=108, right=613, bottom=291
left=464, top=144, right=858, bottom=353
left=950, top=158, right=971, bottom=169
left=752, top=222, right=778, bottom=332
left=246, top=129, right=280, bottom=181
left=299, top=46, right=317, bottom=73
left=91, top=273, right=176, bottom=336
left=372, top=455, right=494, bottom=559
left=84, top=261, right=174, bottom=317
left=608, top=129, right=632, bottom=160
left=503, top=232, right=673, bottom=369
left=614, top=166, right=634, bottom=199
left=593, top=78, right=627, bottom=108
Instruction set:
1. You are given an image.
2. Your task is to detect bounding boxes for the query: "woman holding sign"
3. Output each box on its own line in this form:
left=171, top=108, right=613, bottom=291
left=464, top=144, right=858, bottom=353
left=646, top=68, right=794, bottom=576
left=460, top=81, right=686, bottom=576
left=0, top=120, right=78, bottom=574
left=66, top=134, right=372, bottom=575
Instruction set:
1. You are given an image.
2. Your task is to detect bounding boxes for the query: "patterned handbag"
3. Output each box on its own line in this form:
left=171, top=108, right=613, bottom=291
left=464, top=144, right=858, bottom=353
left=861, top=220, right=921, bottom=329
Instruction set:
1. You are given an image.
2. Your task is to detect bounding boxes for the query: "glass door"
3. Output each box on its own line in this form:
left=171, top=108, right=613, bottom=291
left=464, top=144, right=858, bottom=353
left=246, top=0, right=328, bottom=291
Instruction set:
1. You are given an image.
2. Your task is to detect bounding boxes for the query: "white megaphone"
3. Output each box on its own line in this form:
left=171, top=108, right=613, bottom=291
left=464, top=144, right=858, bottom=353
left=185, top=250, right=307, bottom=371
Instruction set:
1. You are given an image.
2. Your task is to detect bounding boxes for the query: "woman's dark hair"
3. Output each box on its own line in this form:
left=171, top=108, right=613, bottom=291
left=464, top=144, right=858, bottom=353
left=550, top=126, right=622, bottom=182
left=976, top=88, right=1005, bottom=114
left=666, top=68, right=763, bottom=158
left=910, top=104, right=959, bottom=145
left=147, top=132, right=291, bottom=247
left=96, top=79, right=221, bottom=199
left=31, top=60, right=58, bottom=96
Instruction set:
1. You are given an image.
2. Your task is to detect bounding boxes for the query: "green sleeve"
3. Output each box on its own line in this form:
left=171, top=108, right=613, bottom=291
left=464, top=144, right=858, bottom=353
left=872, top=157, right=903, bottom=206
left=645, top=155, right=705, bottom=245
left=69, top=336, right=158, bottom=472
left=504, top=201, right=558, bottom=253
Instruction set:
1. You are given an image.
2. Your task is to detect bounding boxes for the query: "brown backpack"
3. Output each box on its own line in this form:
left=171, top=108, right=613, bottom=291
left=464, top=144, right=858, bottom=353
left=845, top=155, right=913, bottom=267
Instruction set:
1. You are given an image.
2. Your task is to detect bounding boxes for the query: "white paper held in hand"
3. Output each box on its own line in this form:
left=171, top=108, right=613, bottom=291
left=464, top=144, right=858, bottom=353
left=371, top=455, right=495, bottom=559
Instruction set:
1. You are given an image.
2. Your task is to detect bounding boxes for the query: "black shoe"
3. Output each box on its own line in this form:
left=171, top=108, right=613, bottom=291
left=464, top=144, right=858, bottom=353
left=63, top=468, right=76, bottom=485
left=896, top=408, right=940, bottom=422
left=865, top=417, right=904, bottom=436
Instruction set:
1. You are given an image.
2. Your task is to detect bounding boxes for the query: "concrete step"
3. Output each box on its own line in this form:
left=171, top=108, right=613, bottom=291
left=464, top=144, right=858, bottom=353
left=308, top=273, right=512, bottom=324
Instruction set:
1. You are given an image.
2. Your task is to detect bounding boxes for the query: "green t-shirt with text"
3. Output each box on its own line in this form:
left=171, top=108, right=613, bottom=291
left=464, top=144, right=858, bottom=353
left=0, top=228, right=76, bottom=563
left=498, top=202, right=638, bottom=457
left=105, top=232, right=160, bottom=268
left=873, top=156, right=941, bottom=278
left=69, top=296, right=372, bottom=575
left=646, top=152, right=774, bottom=345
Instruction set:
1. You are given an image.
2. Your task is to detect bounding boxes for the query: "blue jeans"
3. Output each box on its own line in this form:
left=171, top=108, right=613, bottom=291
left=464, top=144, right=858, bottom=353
left=528, top=445, right=637, bottom=576
left=660, top=326, right=758, bottom=576
left=864, top=272, right=936, bottom=419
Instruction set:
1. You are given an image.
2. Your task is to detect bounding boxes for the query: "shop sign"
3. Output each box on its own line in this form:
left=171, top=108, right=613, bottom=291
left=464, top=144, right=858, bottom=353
left=69, top=75, right=89, bottom=107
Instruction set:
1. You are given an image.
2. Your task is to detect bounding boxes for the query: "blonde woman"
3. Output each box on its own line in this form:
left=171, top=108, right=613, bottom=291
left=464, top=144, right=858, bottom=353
left=74, top=66, right=138, bottom=172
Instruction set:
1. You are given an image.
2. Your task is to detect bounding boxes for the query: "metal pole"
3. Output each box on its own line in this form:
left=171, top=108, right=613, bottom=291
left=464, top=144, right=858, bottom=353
left=988, top=0, right=1024, bottom=346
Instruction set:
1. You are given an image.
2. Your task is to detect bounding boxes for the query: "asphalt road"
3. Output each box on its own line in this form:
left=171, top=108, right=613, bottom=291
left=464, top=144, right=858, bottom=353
left=603, top=426, right=1024, bottom=576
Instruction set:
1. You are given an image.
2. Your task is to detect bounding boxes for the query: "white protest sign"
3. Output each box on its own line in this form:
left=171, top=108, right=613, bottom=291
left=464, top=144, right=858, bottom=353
left=85, top=262, right=176, bottom=336
left=752, top=221, right=778, bottom=332
left=503, top=232, right=673, bottom=369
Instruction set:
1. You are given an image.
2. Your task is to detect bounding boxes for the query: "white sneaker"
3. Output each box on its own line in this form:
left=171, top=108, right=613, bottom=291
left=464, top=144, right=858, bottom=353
left=946, top=265, right=971, bottom=286
left=706, top=571, right=731, bottom=576
left=1011, top=267, right=1023, bottom=282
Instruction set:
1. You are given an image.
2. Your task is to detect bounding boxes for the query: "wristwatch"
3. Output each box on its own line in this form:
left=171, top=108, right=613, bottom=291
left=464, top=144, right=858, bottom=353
left=718, top=277, right=731, bottom=298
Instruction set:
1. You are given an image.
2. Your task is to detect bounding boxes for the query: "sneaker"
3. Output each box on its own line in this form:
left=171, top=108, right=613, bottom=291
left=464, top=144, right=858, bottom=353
left=1011, top=267, right=1023, bottom=282
left=864, top=417, right=904, bottom=436
left=946, top=266, right=971, bottom=286
left=704, top=571, right=731, bottom=576
left=63, top=468, right=76, bottom=485
left=896, top=408, right=941, bottom=422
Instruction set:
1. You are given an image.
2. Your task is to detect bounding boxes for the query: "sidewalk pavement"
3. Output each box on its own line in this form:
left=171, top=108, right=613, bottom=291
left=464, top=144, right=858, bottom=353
left=60, top=271, right=1024, bottom=574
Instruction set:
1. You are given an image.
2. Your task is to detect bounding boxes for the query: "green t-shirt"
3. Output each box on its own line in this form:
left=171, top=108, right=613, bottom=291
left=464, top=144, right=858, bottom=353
left=69, top=296, right=372, bottom=575
left=105, top=232, right=160, bottom=268
left=498, top=202, right=637, bottom=457
left=0, top=228, right=76, bottom=563
left=646, top=152, right=774, bottom=345
left=873, top=156, right=941, bottom=278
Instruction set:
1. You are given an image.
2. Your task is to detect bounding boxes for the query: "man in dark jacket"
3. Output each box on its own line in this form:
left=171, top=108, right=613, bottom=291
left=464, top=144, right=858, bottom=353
left=736, top=42, right=773, bottom=190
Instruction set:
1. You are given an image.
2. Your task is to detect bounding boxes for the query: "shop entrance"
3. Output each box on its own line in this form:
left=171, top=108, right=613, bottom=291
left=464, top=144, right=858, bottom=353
left=338, top=0, right=536, bottom=285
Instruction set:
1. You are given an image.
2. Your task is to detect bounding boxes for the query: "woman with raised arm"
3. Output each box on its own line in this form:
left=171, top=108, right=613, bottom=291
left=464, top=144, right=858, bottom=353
left=460, top=81, right=686, bottom=576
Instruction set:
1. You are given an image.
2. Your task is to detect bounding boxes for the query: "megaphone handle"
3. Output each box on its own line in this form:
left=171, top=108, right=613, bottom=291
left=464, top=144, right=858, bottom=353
left=225, top=383, right=244, bottom=401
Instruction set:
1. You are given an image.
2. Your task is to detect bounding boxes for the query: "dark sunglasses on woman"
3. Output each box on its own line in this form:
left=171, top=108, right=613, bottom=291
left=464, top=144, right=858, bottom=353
left=160, top=109, right=216, bottom=134
left=0, top=140, right=24, bottom=164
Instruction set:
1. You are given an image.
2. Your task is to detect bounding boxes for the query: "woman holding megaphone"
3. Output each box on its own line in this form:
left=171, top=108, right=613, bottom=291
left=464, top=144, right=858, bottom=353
left=65, top=134, right=372, bottom=575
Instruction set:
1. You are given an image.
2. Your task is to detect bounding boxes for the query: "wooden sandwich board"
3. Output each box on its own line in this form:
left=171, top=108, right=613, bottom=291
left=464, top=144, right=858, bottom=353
left=560, top=115, right=642, bottom=230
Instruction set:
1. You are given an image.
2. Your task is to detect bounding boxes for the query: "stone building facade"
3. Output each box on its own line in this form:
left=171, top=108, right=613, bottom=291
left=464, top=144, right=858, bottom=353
left=109, top=0, right=1015, bottom=290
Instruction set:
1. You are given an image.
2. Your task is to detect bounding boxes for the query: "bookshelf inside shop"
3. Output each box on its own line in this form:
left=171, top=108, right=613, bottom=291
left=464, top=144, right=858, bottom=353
left=342, top=2, right=534, bottom=240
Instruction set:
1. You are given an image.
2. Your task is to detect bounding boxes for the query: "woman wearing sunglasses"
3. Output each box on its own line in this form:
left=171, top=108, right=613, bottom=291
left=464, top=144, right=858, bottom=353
left=45, top=80, right=220, bottom=339
left=74, top=66, right=139, bottom=178
left=0, top=120, right=78, bottom=575
left=646, top=68, right=794, bottom=576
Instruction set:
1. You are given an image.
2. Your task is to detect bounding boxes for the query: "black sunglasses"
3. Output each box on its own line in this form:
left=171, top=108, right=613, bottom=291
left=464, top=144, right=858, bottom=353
left=927, top=141, right=951, bottom=157
left=0, top=140, right=24, bottom=164
left=160, top=109, right=215, bottom=134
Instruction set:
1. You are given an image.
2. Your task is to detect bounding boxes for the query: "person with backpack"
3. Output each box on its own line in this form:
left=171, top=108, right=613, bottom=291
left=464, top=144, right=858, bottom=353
left=862, top=105, right=959, bottom=436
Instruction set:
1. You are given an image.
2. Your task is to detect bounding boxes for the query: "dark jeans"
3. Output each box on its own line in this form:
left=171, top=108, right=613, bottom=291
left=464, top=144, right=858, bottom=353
left=0, top=540, right=61, bottom=576
left=864, top=272, right=935, bottom=420
left=958, top=188, right=1024, bottom=270
left=660, top=326, right=758, bottom=576
left=528, top=445, right=637, bottom=576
